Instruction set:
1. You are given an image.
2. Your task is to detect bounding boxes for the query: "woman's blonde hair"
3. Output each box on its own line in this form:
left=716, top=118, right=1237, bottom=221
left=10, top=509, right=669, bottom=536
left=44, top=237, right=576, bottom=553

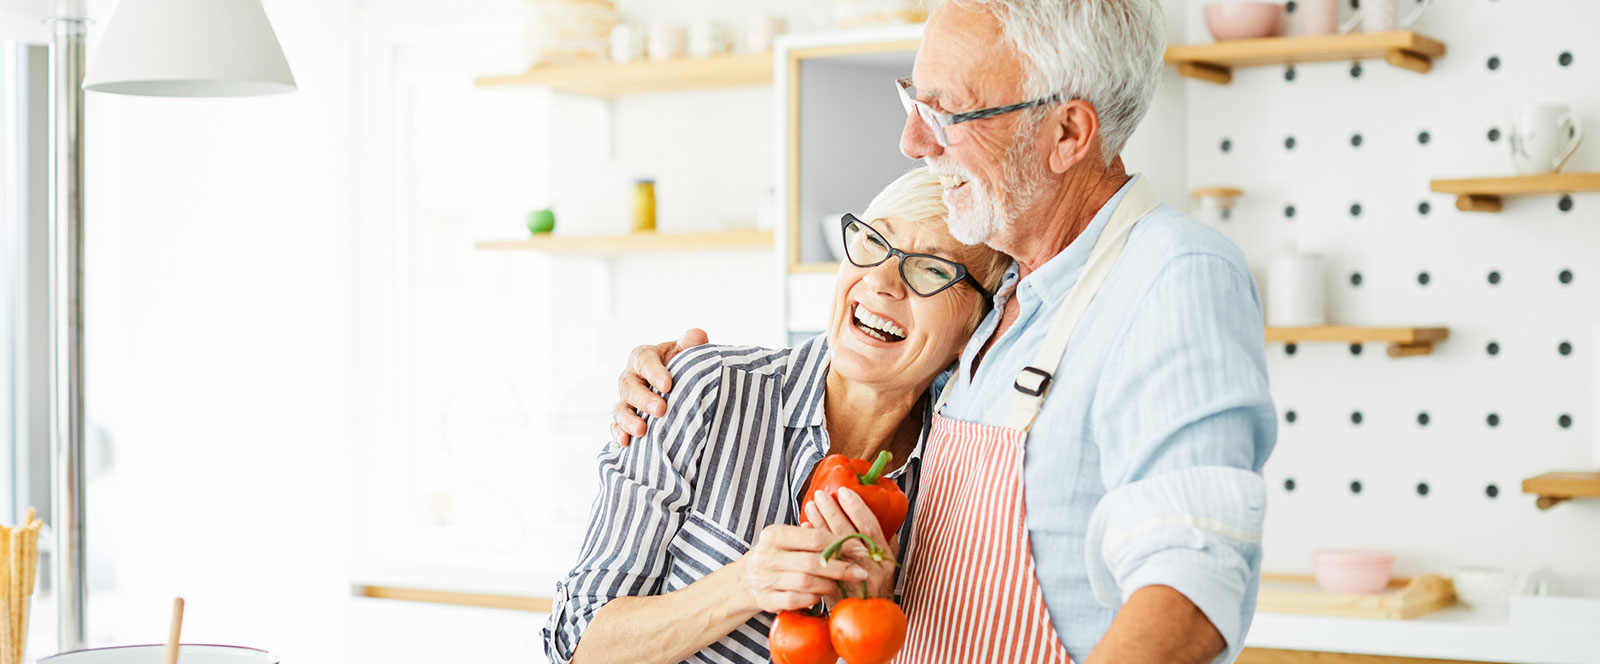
left=860, top=166, right=1010, bottom=335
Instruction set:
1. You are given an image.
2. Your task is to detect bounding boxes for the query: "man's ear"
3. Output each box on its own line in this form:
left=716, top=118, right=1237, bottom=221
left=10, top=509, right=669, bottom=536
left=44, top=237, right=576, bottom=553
left=1048, top=100, right=1101, bottom=174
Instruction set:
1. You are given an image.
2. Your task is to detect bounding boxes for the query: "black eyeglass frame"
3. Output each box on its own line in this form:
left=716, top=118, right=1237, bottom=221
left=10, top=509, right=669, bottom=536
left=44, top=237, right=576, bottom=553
left=895, top=76, right=1066, bottom=147
left=840, top=214, right=993, bottom=301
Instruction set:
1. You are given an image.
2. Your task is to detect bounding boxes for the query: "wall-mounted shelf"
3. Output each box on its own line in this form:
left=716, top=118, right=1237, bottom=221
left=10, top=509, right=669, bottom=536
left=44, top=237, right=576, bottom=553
left=1165, top=31, right=1445, bottom=84
left=1264, top=326, right=1449, bottom=357
left=1430, top=173, right=1600, bottom=213
left=1522, top=471, right=1600, bottom=510
left=475, top=229, right=771, bottom=255
left=474, top=53, right=773, bottom=97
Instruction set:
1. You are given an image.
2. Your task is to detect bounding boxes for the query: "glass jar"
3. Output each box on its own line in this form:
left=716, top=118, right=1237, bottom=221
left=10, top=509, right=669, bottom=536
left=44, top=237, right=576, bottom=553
left=632, top=179, right=656, bottom=232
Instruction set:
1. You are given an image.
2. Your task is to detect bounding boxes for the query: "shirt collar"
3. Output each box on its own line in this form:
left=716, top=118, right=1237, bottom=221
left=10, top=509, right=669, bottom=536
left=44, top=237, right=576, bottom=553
left=780, top=334, right=831, bottom=428
left=1016, top=174, right=1143, bottom=304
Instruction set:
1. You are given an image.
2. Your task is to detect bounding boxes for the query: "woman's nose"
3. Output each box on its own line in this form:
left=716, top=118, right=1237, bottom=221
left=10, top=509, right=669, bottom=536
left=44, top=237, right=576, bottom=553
left=863, top=258, right=906, bottom=297
left=900, top=111, right=942, bottom=160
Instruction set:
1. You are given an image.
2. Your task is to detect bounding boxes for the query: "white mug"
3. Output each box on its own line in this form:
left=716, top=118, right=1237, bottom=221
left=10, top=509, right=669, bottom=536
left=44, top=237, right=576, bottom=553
left=743, top=15, right=787, bottom=53
left=1510, top=104, right=1584, bottom=175
left=609, top=24, right=643, bottom=64
left=1298, top=0, right=1341, bottom=35
left=1268, top=252, right=1326, bottom=327
left=646, top=24, right=686, bottom=61
left=1454, top=567, right=1551, bottom=615
left=1340, top=0, right=1433, bottom=33
left=688, top=20, right=729, bottom=58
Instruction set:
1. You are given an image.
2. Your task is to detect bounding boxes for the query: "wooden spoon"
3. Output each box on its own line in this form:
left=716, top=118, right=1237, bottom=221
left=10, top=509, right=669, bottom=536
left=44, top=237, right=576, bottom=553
left=163, top=598, right=184, bottom=664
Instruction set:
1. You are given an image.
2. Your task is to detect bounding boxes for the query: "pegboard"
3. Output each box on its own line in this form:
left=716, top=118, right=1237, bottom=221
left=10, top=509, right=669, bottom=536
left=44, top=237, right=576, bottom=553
left=1180, top=0, right=1600, bottom=593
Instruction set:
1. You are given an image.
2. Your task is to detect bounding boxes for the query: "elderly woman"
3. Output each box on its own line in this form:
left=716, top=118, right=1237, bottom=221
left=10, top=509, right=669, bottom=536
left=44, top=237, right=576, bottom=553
left=542, top=167, right=1008, bottom=664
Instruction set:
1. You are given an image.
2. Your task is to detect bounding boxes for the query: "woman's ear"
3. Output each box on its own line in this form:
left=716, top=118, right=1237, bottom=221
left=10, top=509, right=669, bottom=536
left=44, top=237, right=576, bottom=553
left=1048, top=100, right=1102, bottom=174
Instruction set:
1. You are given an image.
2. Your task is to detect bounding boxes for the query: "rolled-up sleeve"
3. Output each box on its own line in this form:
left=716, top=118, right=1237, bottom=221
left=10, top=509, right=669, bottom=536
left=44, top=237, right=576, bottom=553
left=1085, top=252, right=1276, bottom=663
left=542, top=349, right=725, bottom=664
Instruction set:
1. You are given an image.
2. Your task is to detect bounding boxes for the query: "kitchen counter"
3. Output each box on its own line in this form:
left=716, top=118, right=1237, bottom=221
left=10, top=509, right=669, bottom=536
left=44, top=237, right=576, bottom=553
left=1246, top=608, right=1600, bottom=664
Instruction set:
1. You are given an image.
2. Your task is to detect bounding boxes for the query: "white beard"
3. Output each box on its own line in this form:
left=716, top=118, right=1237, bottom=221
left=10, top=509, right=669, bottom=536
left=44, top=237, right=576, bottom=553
left=933, top=122, right=1050, bottom=248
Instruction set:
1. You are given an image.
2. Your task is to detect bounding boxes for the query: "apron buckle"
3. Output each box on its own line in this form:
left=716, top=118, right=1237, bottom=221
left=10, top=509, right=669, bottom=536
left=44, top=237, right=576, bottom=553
left=1013, top=366, right=1052, bottom=397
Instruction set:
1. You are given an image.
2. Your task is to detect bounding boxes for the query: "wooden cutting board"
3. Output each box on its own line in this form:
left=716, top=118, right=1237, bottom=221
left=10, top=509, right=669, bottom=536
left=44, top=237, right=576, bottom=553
left=1258, top=573, right=1457, bottom=619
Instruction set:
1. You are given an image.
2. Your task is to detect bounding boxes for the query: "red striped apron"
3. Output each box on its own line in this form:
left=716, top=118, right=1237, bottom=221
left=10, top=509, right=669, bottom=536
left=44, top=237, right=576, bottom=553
left=894, top=178, right=1159, bottom=663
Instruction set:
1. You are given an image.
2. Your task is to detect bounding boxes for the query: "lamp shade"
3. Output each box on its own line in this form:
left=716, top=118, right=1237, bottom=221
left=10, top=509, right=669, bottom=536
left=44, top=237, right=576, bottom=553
left=82, top=0, right=295, bottom=97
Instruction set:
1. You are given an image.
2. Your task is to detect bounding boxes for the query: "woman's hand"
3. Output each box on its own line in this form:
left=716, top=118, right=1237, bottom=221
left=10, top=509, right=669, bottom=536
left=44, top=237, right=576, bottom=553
left=804, top=488, right=900, bottom=600
left=740, top=524, right=869, bottom=614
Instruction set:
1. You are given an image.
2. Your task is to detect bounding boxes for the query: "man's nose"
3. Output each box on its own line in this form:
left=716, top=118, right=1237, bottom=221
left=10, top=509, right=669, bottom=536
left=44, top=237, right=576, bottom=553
left=899, top=110, right=942, bottom=160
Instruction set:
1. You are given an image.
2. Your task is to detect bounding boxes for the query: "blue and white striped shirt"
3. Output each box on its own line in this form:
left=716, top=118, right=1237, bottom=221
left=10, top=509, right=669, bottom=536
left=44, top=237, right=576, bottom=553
left=543, top=336, right=928, bottom=664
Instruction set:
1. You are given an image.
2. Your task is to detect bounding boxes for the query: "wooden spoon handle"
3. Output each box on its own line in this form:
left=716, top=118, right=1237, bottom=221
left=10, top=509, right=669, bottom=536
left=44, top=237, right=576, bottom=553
left=164, top=597, right=185, bottom=664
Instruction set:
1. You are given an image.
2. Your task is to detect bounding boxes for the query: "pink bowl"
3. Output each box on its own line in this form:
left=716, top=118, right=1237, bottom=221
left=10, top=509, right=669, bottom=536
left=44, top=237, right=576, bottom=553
left=1204, top=2, right=1285, bottom=41
left=1311, top=550, right=1395, bottom=594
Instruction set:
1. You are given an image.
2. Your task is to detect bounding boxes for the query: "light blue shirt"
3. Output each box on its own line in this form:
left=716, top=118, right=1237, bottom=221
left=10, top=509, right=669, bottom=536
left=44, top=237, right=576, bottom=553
left=938, top=175, right=1276, bottom=664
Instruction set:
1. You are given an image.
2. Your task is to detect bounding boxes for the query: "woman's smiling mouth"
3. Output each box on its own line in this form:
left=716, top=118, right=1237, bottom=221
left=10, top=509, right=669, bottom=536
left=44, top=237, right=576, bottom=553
left=852, top=302, right=907, bottom=343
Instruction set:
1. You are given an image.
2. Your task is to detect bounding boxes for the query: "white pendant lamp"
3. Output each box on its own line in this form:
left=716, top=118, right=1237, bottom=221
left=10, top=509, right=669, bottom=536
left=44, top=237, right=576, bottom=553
left=82, top=0, right=296, bottom=97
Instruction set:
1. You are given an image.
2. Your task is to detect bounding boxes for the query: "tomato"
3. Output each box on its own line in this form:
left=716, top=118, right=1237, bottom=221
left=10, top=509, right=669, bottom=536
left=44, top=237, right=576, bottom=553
left=770, top=609, right=837, bottom=664
left=828, top=597, right=907, bottom=664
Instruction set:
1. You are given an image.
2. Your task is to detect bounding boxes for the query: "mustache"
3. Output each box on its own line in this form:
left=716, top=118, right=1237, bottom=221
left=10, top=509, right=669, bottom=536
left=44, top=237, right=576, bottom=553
left=923, top=158, right=975, bottom=182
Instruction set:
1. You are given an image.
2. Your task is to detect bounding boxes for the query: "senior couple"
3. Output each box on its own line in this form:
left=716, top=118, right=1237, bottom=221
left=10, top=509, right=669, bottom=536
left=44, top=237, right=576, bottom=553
left=544, top=1, right=1277, bottom=663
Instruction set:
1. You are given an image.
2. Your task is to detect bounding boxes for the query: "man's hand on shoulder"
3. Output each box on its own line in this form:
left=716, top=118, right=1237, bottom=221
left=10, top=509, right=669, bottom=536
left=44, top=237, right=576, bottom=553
left=610, top=328, right=710, bottom=446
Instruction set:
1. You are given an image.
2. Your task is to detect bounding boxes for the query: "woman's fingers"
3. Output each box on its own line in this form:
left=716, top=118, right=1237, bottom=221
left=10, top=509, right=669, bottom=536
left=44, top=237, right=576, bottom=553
left=810, top=491, right=869, bottom=559
left=835, top=488, right=888, bottom=543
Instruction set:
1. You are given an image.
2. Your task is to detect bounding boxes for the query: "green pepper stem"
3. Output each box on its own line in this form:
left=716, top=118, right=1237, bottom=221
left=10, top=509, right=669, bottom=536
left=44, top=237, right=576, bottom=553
left=859, top=450, right=893, bottom=485
left=820, top=532, right=888, bottom=567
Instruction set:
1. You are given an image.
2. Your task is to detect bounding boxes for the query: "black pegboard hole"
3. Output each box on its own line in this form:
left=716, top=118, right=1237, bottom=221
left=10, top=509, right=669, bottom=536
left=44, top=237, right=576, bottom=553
left=1350, top=202, right=1362, bottom=217
left=1416, top=482, right=1430, bottom=497
left=1349, top=343, right=1363, bottom=356
left=1348, top=0, right=1357, bottom=8
left=1487, top=55, right=1501, bottom=71
left=1486, top=484, right=1500, bottom=498
left=1350, top=62, right=1363, bottom=78
left=1417, top=130, right=1431, bottom=145
left=1487, top=270, right=1501, bottom=285
left=1417, top=271, right=1430, bottom=286
left=1285, top=343, right=1298, bottom=356
left=1559, top=51, right=1573, bottom=67
left=1284, top=66, right=1296, bottom=82
left=1487, top=413, right=1501, bottom=428
left=1558, top=195, right=1573, bottom=212
left=1559, top=414, right=1573, bottom=429
left=1220, top=138, right=1232, bottom=153
left=1285, top=409, right=1297, bottom=424
left=1487, top=127, right=1501, bottom=142
left=1349, top=480, right=1363, bottom=495
left=1350, top=411, right=1363, bottom=425
left=1418, top=201, right=1430, bottom=215
left=1349, top=272, right=1363, bottom=287
left=1284, top=136, right=1296, bottom=150
left=1350, top=133, right=1363, bottom=148
left=1559, top=269, right=1573, bottom=285
left=1486, top=341, right=1500, bottom=356
left=1284, top=477, right=1296, bottom=492
left=1559, top=341, right=1572, bottom=356
left=1417, top=412, right=1430, bottom=426
left=1284, top=204, right=1296, bottom=219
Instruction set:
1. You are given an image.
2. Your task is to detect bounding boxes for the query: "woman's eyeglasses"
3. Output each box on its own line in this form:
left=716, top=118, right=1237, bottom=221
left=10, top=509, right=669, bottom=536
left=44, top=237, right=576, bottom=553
left=840, top=214, right=993, bottom=301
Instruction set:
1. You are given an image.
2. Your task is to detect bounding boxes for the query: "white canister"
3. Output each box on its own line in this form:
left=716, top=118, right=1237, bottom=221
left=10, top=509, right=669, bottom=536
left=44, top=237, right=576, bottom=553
left=646, top=24, right=686, bottom=61
left=609, top=24, right=643, bottom=64
left=743, top=15, right=787, bottom=53
left=688, top=20, right=730, bottom=58
left=1267, top=252, right=1326, bottom=327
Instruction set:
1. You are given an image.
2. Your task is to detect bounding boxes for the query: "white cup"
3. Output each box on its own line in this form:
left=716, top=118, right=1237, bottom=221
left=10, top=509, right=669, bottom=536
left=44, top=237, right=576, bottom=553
left=1454, top=567, right=1551, bottom=615
left=1339, top=0, right=1433, bottom=33
left=1268, top=252, right=1326, bottom=327
left=743, top=14, right=787, bottom=53
left=609, top=24, right=643, bottom=64
left=688, top=20, right=729, bottom=58
left=1298, top=0, right=1341, bottom=35
left=646, top=24, right=685, bottom=61
left=1510, top=104, right=1584, bottom=175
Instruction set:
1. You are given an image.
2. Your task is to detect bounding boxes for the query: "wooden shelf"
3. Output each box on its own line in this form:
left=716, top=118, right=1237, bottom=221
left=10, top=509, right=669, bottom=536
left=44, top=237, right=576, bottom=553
left=1522, top=471, right=1600, bottom=510
left=791, top=262, right=841, bottom=274
left=475, top=229, right=772, bottom=255
left=1165, top=31, right=1445, bottom=84
left=474, top=53, right=773, bottom=97
left=1430, top=172, right=1600, bottom=213
left=1264, top=326, right=1449, bottom=357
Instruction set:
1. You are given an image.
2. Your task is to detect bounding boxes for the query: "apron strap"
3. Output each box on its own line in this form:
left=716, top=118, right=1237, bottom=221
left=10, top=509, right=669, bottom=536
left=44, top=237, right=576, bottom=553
left=1003, top=176, right=1161, bottom=431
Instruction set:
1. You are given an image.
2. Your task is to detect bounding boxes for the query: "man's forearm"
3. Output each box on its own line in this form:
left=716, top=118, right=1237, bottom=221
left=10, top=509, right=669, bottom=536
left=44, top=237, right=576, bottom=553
left=1083, top=585, right=1226, bottom=664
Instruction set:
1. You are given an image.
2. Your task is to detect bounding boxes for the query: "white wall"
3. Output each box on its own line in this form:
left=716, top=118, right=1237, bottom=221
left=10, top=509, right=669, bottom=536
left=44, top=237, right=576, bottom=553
left=78, top=0, right=358, bottom=660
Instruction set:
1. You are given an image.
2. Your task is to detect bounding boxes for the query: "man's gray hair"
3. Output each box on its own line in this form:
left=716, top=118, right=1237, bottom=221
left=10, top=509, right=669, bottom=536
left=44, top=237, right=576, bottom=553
left=944, top=0, right=1166, bottom=162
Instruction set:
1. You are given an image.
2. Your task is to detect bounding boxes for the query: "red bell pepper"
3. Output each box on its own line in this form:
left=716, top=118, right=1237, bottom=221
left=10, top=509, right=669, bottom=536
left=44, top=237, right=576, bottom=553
left=800, top=450, right=909, bottom=538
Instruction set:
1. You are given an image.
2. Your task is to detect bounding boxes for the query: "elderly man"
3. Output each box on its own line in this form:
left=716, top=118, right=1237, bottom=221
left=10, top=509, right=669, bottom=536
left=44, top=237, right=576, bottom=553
left=609, top=1, right=1275, bottom=662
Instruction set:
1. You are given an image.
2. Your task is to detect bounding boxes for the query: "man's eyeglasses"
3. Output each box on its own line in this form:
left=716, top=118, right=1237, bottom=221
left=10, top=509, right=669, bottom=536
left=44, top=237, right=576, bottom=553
left=841, top=214, right=992, bottom=300
left=895, top=76, right=1063, bottom=148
